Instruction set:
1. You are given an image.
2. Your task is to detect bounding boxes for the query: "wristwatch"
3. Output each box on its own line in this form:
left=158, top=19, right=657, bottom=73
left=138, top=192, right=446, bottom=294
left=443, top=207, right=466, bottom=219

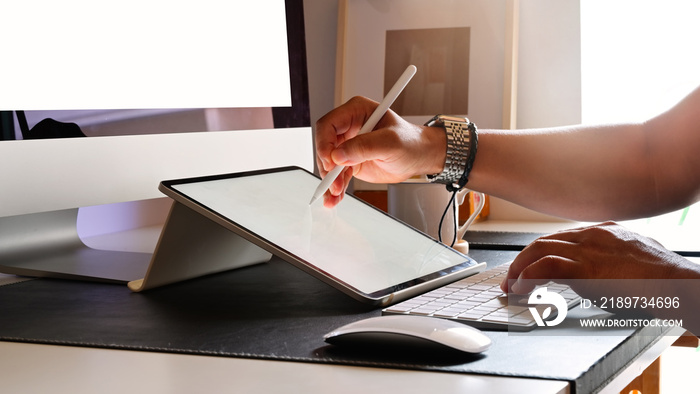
left=425, top=114, right=478, bottom=192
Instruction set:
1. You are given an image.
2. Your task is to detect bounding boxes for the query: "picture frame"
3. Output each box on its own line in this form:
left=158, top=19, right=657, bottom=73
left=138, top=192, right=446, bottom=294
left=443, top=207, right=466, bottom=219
left=335, top=0, right=519, bottom=130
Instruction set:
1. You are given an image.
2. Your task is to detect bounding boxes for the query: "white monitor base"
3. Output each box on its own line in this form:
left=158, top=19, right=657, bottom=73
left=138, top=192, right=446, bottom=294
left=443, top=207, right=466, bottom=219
left=0, top=201, right=271, bottom=291
left=0, top=208, right=150, bottom=283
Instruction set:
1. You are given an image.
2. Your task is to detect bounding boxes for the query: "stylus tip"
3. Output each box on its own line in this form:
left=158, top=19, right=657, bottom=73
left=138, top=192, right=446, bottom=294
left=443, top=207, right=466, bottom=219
left=309, top=195, right=318, bottom=205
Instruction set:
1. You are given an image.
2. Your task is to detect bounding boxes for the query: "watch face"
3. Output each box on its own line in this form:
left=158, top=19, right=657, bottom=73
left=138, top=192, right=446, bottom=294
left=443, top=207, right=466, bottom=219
left=442, top=115, right=468, bottom=123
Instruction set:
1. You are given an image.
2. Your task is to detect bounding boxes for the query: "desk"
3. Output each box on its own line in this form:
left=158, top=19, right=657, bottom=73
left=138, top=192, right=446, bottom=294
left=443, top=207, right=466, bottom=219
left=0, top=317, right=683, bottom=394
left=0, top=341, right=569, bottom=394
left=0, top=231, right=684, bottom=394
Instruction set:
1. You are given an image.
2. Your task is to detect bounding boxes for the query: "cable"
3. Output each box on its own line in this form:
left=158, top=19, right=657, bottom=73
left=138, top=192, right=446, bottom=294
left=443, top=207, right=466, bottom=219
left=437, top=190, right=458, bottom=247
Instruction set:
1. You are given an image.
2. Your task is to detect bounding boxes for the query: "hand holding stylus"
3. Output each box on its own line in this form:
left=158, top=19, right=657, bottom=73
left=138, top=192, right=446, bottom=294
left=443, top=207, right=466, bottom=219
left=309, top=65, right=417, bottom=205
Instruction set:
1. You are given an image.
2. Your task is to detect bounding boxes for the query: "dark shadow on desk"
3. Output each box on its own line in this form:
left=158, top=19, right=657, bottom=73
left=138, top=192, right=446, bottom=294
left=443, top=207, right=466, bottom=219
left=126, top=260, right=375, bottom=356
left=316, top=344, right=486, bottom=367
left=0, top=258, right=376, bottom=357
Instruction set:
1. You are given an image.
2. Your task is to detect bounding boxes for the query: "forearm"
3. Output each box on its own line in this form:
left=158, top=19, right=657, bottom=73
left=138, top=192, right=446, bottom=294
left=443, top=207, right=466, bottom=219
left=467, top=124, right=659, bottom=221
left=465, top=87, right=700, bottom=221
left=475, top=125, right=700, bottom=221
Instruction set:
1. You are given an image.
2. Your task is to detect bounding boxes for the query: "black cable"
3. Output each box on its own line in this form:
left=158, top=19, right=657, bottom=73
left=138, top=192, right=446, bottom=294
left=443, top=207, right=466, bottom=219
left=438, top=190, right=458, bottom=247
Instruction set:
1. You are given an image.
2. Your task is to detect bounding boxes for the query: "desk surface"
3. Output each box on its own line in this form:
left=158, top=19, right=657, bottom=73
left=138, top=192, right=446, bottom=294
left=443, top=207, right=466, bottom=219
left=0, top=251, right=678, bottom=394
left=0, top=223, right=683, bottom=394
left=0, top=341, right=570, bottom=394
left=5, top=267, right=567, bottom=394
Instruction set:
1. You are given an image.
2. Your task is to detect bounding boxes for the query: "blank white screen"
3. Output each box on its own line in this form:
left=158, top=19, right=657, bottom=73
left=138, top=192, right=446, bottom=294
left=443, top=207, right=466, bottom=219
left=172, top=169, right=474, bottom=294
left=1, top=0, right=290, bottom=110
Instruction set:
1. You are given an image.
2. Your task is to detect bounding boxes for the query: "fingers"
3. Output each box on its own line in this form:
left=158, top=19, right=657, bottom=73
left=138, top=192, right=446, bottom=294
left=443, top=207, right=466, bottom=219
left=322, top=165, right=355, bottom=208
left=315, top=97, right=379, bottom=176
left=319, top=127, right=400, bottom=208
left=323, top=193, right=343, bottom=209
left=315, top=97, right=382, bottom=208
left=523, top=222, right=610, bottom=244
left=330, top=129, right=392, bottom=168
left=328, top=124, right=429, bottom=184
left=501, top=239, right=582, bottom=293
left=501, top=221, right=681, bottom=295
left=500, top=227, right=595, bottom=294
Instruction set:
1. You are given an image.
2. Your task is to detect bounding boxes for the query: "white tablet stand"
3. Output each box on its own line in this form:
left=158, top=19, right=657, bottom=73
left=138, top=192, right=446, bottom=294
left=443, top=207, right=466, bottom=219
left=0, top=201, right=271, bottom=291
left=127, top=201, right=271, bottom=291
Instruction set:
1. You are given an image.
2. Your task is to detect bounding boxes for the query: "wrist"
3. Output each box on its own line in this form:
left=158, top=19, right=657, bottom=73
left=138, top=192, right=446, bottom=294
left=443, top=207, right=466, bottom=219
left=423, top=125, right=448, bottom=175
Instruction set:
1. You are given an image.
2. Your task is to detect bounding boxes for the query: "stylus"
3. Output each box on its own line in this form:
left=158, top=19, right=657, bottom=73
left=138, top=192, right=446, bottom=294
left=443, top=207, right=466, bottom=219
left=309, top=64, right=417, bottom=205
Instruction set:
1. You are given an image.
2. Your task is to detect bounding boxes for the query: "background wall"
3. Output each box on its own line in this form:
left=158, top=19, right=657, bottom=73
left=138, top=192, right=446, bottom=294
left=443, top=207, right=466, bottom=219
left=303, top=0, right=341, bottom=143
left=302, top=0, right=582, bottom=221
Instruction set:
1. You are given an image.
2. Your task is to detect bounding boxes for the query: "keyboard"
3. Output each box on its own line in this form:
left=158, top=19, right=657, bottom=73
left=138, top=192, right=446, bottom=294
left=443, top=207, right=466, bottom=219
left=382, top=263, right=581, bottom=331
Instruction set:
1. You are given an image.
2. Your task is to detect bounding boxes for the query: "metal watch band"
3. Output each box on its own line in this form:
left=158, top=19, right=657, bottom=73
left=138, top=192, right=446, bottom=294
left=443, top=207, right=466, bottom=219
left=425, top=115, right=478, bottom=191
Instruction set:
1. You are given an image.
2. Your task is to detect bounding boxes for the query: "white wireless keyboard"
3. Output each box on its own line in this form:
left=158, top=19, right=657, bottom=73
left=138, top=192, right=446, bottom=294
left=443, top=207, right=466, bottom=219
left=382, top=263, right=581, bottom=331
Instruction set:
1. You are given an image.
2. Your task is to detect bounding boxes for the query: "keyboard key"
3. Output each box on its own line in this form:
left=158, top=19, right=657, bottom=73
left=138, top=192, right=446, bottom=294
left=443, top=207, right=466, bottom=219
left=409, top=296, right=435, bottom=305
left=481, top=314, right=512, bottom=324
left=453, top=288, right=481, bottom=295
left=410, top=306, right=441, bottom=315
left=478, top=298, right=509, bottom=309
left=503, top=305, right=529, bottom=316
left=470, top=306, right=500, bottom=314
left=423, top=289, right=455, bottom=298
left=433, top=308, right=465, bottom=318
left=454, top=300, right=481, bottom=309
left=480, top=290, right=506, bottom=298
left=457, top=311, right=488, bottom=320
left=383, top=305, right=414, bottom=313
left=510, top=312, right=536, bottom=325
left=429, top=299, right=456, bottom=308
left=466, top=284, right=492, bottom=291
left=467, top=294, right=498, bottom=303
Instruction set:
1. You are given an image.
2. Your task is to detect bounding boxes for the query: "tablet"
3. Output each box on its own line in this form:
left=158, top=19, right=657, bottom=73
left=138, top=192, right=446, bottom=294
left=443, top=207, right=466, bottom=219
left=159, top=166, right=485, bottom=305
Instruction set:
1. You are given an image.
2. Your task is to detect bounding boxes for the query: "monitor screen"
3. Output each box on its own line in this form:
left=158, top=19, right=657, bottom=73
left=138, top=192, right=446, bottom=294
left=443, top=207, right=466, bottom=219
left=1, top=0, right=290, bottom=111
left=0, top=0, right=312, bottom=218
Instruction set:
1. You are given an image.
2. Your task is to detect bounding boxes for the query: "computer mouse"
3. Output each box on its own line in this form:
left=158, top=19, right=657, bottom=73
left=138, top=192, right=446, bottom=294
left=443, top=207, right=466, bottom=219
left=324, top=315, right=491, bottom=353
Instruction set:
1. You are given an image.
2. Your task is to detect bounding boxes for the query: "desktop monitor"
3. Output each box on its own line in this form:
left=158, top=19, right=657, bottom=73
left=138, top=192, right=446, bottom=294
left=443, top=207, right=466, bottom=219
left=0, top=0, right=313, bottom=283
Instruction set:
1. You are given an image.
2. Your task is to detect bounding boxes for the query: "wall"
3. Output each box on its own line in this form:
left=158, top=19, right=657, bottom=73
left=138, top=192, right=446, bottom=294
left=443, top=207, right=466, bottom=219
left=302, top=0, right=583, bottom=221
left=516, top=0, right=581, bottom=129
left=303, top=0, right=340, bottom=138
left=492, top=0, right=581, bottom=221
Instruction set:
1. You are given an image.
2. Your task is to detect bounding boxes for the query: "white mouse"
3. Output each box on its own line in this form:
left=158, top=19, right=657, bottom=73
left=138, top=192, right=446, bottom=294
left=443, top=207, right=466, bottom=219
left=324, top=315, right=491, bottom=353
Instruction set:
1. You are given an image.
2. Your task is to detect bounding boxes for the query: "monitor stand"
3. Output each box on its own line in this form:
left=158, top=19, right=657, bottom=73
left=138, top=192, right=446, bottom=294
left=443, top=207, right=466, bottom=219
left=0, top=201, right=271, bottom=290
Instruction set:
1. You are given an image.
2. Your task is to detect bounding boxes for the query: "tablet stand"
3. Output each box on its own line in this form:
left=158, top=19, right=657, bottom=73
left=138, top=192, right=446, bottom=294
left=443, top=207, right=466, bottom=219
left=127, top=201, right=271, bottom=291
left=0, top=201, right=271, bottom=291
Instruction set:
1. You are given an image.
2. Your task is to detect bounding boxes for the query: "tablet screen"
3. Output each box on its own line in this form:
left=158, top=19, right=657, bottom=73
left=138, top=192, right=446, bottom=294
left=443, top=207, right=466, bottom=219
left=165, top=168, right=478, bottom=297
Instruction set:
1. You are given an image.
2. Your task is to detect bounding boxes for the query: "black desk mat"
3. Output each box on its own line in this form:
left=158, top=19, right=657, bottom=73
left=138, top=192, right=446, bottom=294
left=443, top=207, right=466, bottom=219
left=0, top=249, right=667, bottom=393
left=464, top=230, right=700, bottom=257
left=463, top=231, right=546, bottom=250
